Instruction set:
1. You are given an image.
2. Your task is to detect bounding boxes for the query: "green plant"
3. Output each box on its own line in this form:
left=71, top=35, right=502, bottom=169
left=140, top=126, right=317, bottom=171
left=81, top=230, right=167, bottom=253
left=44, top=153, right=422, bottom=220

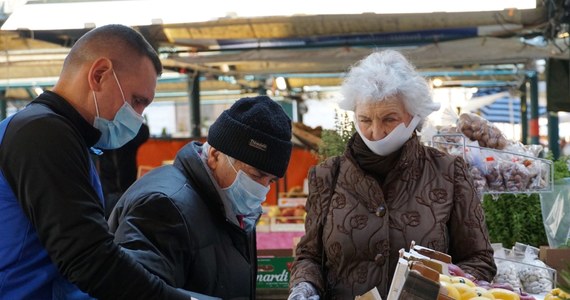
left=316, top=110, right=355, bottom=162
left=482, top=193, right=548, bottom=249
left=551, top=155, right=570, bottom=181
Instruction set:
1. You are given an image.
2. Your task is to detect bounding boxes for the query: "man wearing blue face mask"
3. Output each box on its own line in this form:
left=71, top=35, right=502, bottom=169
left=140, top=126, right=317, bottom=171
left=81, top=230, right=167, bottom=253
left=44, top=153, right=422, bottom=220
left=0, top=24, right=200, bottom=299
left=108, top=95, right=293, bottom=299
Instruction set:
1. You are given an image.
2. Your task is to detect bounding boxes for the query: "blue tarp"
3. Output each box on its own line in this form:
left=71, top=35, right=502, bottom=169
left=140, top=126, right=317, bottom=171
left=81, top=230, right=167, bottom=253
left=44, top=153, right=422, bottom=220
left=478, top=97, right=547, bottom=124
left=471, top=88, right=547, bottom=124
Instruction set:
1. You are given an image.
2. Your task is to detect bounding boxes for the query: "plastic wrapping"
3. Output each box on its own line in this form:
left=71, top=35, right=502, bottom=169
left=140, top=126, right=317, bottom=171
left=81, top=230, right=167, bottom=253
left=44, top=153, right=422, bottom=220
left=493, top=243, right=556, bottom=294
left=516, top=244, right=554, bottom=294
left=539, top=178, right=570, bottom=248
left=427, top=111, right=553, bottom=194
left=469, top=165, right=487, bottom=195
left=501, top=160, right=531, bottom=192
left=494, top=260, right=522, bottom=290
left=457, top=113, right=509, bottom=149
left=484, top=156, right=506, bottom=192
left=493, top=245, right=522, bottom=290
left=431, top=134, right=552, bottom=194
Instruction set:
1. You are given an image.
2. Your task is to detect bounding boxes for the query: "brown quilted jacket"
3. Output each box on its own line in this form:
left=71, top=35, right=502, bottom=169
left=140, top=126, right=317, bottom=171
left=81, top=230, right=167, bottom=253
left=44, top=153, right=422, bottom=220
left=290, top=136, right=497, bottom=299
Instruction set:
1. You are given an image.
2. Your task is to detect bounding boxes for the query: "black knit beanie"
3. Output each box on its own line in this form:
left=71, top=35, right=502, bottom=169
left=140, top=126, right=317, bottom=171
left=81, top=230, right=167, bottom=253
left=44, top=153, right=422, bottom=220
left=208, top=95, right=293, bottom=177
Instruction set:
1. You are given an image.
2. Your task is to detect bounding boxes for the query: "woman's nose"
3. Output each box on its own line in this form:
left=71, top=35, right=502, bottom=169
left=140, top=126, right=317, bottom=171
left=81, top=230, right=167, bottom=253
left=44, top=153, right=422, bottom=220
left=370, top=126, right=387, bottom=141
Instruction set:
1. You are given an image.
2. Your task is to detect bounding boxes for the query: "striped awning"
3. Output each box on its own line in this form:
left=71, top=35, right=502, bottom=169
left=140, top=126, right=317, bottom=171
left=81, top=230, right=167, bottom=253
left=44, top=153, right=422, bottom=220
left=472, top=89, right=546, bottom=124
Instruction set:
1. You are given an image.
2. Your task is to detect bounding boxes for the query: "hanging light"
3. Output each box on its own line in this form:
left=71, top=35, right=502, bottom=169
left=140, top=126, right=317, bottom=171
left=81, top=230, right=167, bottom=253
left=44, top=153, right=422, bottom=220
left=432, top=78, right=443, bottom=87
left=275, top=77, right=287, bottom=90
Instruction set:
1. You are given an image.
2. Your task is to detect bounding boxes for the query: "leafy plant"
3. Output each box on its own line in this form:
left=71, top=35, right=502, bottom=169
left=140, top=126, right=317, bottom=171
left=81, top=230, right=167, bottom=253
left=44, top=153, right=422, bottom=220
left=550, top=154, right=570, bottom=181
left=316, top=110, right=355, bottom=162
left=482, top=193, right=548, bottom=249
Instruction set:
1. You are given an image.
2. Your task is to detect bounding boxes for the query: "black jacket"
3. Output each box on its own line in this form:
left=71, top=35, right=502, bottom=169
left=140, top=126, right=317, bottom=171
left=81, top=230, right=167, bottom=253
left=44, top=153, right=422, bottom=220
left=108, top=141, right=258, bottom=300
left=0, top=91, right=194, bottom=299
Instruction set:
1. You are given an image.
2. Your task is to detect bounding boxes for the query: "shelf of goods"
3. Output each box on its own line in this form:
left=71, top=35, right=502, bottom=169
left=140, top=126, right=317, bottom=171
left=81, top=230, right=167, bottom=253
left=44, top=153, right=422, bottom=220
left=432, top=133, right=553, bottom=196
left=432, top=113, right=553, bottom=196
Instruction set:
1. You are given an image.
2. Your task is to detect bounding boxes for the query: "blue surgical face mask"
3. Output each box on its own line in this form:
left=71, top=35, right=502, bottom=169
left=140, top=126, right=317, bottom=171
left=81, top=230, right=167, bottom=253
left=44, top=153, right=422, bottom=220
left=92, top=70, right=144, bottom=149
left=222, top=155, right=269, bottom=216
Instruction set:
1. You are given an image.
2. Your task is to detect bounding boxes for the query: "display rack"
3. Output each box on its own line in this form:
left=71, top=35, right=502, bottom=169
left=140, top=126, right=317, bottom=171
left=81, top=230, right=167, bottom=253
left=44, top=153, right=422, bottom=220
left=432, top=134, right=553, bottom=195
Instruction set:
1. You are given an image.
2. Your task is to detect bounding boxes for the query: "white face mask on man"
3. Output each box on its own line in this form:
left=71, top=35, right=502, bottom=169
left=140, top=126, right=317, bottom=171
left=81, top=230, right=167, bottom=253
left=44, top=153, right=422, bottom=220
left=354, top=115, right=421, bottom=156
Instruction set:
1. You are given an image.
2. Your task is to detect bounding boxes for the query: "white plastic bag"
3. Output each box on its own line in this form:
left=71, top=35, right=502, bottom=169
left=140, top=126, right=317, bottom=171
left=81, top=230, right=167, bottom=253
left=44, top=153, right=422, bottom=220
left=540, top=178, right=570, bottom=248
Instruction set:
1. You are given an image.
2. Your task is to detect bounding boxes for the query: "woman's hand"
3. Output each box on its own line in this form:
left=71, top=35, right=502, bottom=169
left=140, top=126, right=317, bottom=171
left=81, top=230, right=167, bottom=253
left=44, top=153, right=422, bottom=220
left=288, top=282, right=320, bottom=300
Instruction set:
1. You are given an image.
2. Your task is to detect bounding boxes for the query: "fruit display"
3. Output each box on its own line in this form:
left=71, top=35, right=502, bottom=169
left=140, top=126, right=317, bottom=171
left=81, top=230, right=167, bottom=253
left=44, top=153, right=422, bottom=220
left=387, top=242, right=557, bottom=300
left=267, top=205, right=306, bottom=224
left=439, top=273, right=537, bottom=300
left=258, top=205, right=307, bottom=232
left=544, top=288, right=570, bottom=300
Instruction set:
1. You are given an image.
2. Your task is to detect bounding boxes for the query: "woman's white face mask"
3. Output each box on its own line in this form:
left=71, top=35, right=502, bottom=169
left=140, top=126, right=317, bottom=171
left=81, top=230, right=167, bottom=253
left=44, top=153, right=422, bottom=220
left=355, top=115, right=421, bottom=156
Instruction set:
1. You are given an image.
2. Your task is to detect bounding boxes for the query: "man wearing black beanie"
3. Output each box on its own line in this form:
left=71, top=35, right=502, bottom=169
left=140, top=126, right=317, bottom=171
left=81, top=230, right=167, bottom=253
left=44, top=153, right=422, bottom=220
left=108, top=95, right=293, bottom=300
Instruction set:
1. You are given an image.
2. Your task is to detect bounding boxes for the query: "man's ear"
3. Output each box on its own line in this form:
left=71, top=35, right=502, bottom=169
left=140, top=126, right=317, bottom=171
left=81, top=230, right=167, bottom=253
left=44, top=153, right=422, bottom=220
left=206, top=147, right=221, bottom=170
left=88, top=58, right=113, bottom=92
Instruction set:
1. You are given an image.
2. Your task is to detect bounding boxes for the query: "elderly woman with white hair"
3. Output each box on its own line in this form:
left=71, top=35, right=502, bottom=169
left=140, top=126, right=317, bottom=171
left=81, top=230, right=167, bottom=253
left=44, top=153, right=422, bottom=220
left=288, top=50, right=496, bottom=299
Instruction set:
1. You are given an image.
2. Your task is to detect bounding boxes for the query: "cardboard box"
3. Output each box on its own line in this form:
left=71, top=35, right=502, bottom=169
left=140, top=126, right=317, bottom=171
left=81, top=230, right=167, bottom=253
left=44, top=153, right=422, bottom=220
left=256, top=256, right=294, bottom=289
left=539, top=246, right=570, bottom=285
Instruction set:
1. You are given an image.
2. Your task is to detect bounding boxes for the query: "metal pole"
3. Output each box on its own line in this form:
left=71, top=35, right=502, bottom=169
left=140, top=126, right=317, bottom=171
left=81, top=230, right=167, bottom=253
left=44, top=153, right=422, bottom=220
left=520, top=80, right=528, bottom=145
left=258, top=77, right=267, bottom=96
left=529, top=72, right=540, bottom=145
left=188, top=71, right=201, bottom=138
left=548, top=112, right=560, bottom=160
left=0, top=89, right=6, bottom=121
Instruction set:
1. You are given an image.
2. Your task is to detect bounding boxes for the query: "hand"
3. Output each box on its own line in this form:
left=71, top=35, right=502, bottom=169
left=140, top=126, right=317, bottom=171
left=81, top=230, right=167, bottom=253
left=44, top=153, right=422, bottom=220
left=288, top=282, right=320, bottom=300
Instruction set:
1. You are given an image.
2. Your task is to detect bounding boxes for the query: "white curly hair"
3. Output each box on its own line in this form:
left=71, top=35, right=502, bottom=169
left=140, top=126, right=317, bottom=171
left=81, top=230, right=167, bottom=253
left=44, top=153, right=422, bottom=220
left=339, top=49, right=440, bottom=130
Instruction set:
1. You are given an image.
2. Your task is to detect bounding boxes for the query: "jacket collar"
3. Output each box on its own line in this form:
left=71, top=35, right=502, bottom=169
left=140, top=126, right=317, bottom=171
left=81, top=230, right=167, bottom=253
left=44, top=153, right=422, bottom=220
left=173, top=141, right=230, bottom=219
left=32, top=90, right=101, bottom=147
left=394, top=133, right=424, bottom=170
left=345, top=132, right=425, bottom=189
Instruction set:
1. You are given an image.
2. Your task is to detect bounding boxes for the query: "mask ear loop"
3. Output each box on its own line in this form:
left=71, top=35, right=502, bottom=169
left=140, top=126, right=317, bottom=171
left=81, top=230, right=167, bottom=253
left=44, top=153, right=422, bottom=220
left=92, top=91, right=100, bottom=118
left=225, top=154, right=239, bottom=174
left=112, top=70, right=127, bottom=103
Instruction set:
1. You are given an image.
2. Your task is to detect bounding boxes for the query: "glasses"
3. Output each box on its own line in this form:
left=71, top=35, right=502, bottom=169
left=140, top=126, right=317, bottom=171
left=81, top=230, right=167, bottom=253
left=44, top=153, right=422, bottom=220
left=225, top=155, right=277, bottom=186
